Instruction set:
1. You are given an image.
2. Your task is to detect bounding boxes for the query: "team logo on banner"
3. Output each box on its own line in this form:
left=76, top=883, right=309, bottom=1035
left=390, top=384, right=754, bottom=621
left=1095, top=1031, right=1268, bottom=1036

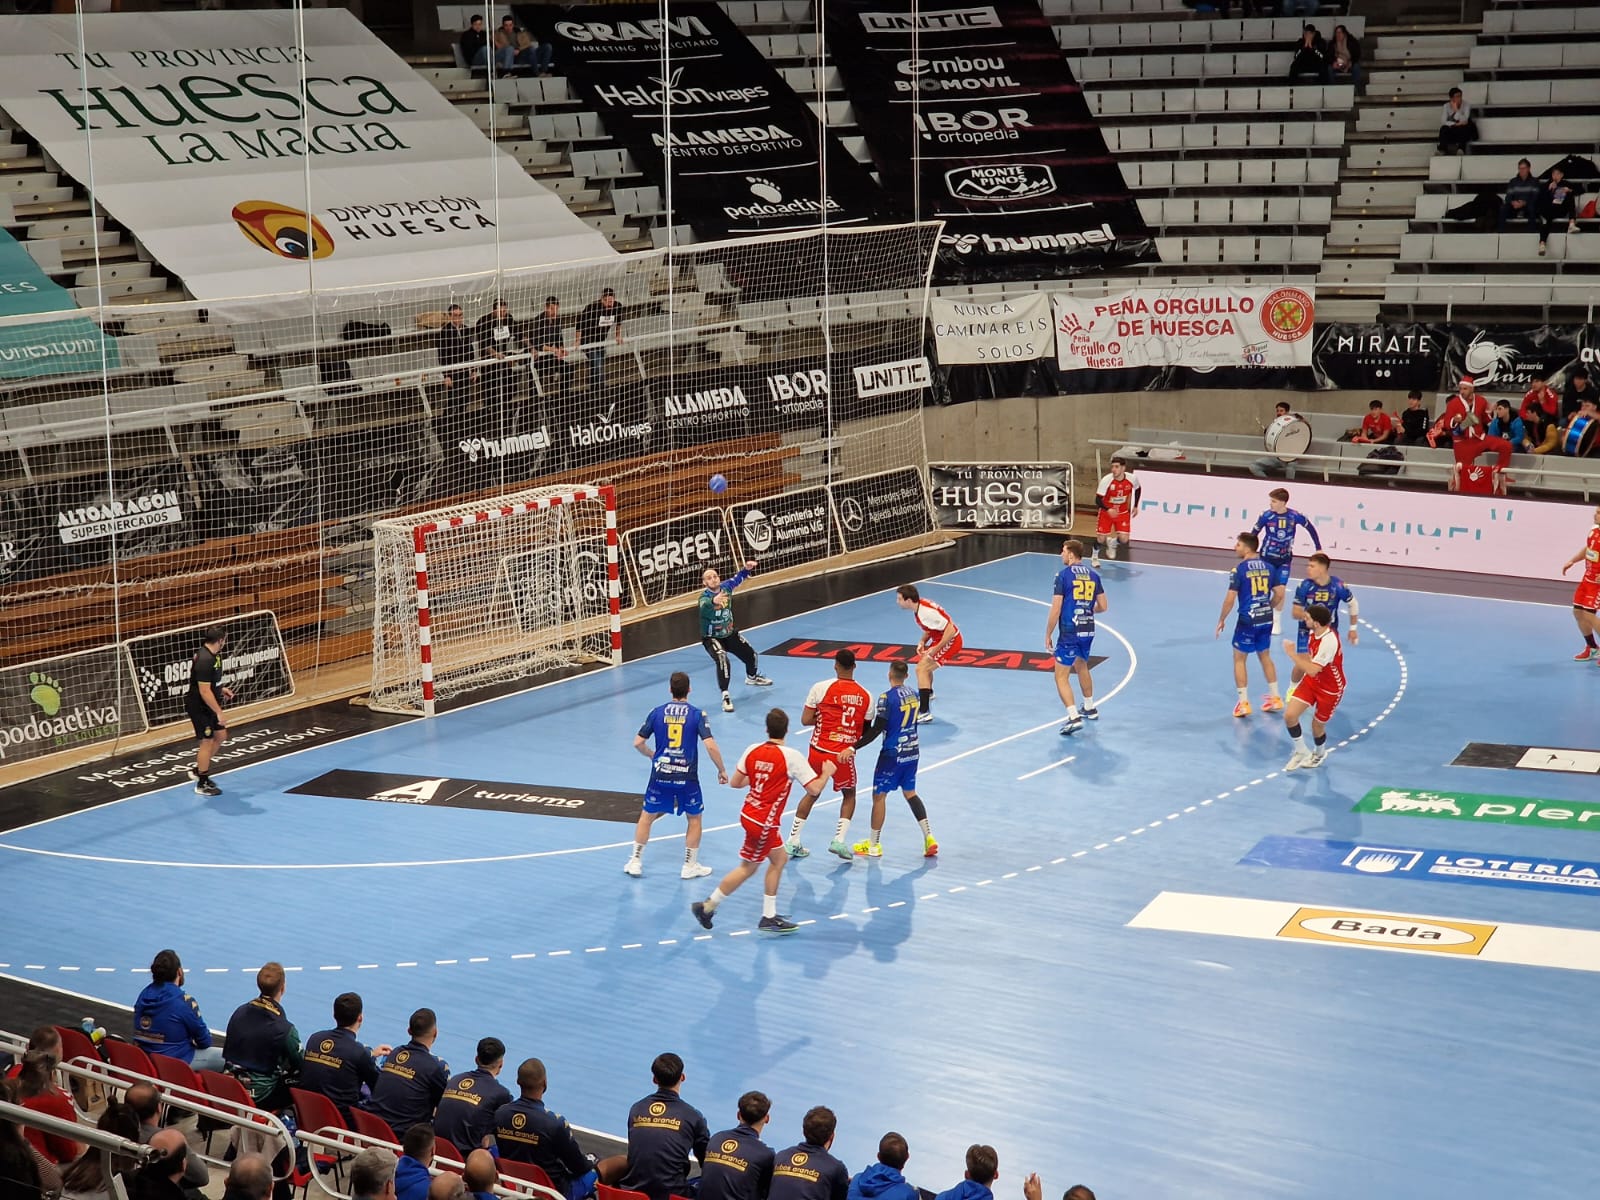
left=1261, top=287, right=1315, bottom=344
left=1053, top=287, right=1316, bottom=371
left=231, top=200, right=336, bottom=260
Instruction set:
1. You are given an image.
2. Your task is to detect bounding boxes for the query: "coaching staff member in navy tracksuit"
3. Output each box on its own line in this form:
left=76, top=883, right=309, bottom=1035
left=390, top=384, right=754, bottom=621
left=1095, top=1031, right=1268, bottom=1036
left=299, top=993, right=392, bottom=1122
left=699, top=1091, right=774, bottom=1200
left=769, top=1108, right=849, bottom=1200
left=434, top=1037, right=512, bottom=1152
left=598, top=1053, right=709, bottom=1200
left=366, top=1009, right=450, bottom=1137
left=493, top=1058, right=596, bottom=1198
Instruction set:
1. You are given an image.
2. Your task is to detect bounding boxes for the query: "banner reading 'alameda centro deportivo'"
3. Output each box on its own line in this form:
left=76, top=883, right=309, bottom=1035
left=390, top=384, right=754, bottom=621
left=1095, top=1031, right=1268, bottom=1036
left=823, top=0, right=1155, bottom=284
left=521, top=3, right=894, bottom=240
left=0, top=10, right=613, bottom=303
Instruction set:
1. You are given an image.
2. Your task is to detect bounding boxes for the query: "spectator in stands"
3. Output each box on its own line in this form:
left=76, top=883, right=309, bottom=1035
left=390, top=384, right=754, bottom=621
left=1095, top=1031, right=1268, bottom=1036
left=1249, top=401, right=1298, bottom=479
left=1565, top=366, right=1596, bottom=420
left=429, top=1175, right=466, bottom=1200
left=701, top=1092, right=775, bottom=1200
left=1487, top=400, right=1526, bottom=449
left=366, top=1009, right=449, bottom=1138
left=1522, top=372, right=1562, bottom=454
left=846, top=1133, right=916, bottom=1200
left=350, top=1148, right=398, bottom=1200
left=222, top=1155, right=275, bottom=1200
left=769, top=1108, right=848, bottom=1200
left=525, top=295, right=573, bottom=395
left=1350, top=399, right=1395, bottom=445
left=579, top=287, right=626, bottom=392
left=599, top=1053, right=708, bottom=1200
left=1559, top=396, right=1599, bottom=457
left=482, top=29, right=515, bottom=75
left=131, top=1128, right=189, bottom=1200
left=460, top=16, right=487, bottom=71
left=936, top=1147, right=997, bottom=1200
left=474, top=298, right=520, bottom=409
left=1328, top=24, right=1364, bottom=94
left=12, top=1050, right=82, bottom=1164
left=1536, top=166, right=1579, bottom=255
left=1023, top=1180, right=1094, bottom=1200
left=126, top=1083, right=209, bottom=1194
left=395, top=1124, right=436, bottom=1200
left=434, top=1038, right=511, bottom=1153
left=3, top=1027, right=61, bottom=1081
left=492, top=1058, right=595, bottom=1197
left=0, top=1116, right=63, bottom=1200
left=1437, top=88, right=1475, bottom=155
left=301, top=992, right=391, bottom=1123
left=1286, top=25, right=1329, bottom=84
left=1428, top=375, right=1488, bottom=448
left=1499, top=159, right=1543, bottom=231
left=515, top=30, right=555, bottom=76
left=59, top=1102, right=141, bottom=1200
left=1398, top=389, right=1431, bottom=445
left=437, top=304, right=480, bottom=397
left=223, top=962, right=302, bottom=1109
left=133, top=949, right=225, bottom=1073
left=463, top=1150, right=500, bottom=1200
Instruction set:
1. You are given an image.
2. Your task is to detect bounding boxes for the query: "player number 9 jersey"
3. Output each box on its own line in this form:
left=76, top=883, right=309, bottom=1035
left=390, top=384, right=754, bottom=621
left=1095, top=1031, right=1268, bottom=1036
left=640, top=701, right=708, bottom=782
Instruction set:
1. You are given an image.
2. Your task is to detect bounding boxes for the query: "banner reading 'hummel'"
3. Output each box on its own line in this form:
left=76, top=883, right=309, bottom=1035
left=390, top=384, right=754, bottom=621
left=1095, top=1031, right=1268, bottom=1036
left=823, top=0, right=1155, bottom=283
left=522, top=3, right=893, bottom=240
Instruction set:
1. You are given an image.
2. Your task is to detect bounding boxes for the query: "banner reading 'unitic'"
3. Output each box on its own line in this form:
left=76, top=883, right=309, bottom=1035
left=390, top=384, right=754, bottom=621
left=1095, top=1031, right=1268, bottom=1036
left=1053, top=286, right=1316, bottom=372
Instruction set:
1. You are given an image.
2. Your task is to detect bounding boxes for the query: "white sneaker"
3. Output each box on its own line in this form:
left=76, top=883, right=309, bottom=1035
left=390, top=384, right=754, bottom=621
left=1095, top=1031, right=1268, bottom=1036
left=680, top=862, right=712, bottom=879
left=1307, top=749, right=1328, bottom=768
left=746, top=674, right=773, bottom=686
left=916, top=711, right=934, bottom=724
left=623, top=858, right=642, bottom=877
left=1091, top=553, right=1101, bottom=569
left=721, top=693, right=734, bottom=713
left=1283, top=748, right=1313, bottom=772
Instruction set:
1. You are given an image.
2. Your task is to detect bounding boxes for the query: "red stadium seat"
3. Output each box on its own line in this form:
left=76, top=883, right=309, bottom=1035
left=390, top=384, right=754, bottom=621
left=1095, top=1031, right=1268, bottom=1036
left=103, top=1039, right=155, bottom=1078
left=502, top=1159, right=558, bottom=1190
left=433, top=1134, right=465, bottom=1174
left=289, top=1087, right=348, bottom=1137
left=53, top=1025, right=100, bottom=1066
left=199, top=1070, right=256, bottom=1109
left=348, top=1108, right=399, bottom=1146
left=147, top=1054, right=204, bottom=1096
left=597, top=1183, right=649, bottom=1200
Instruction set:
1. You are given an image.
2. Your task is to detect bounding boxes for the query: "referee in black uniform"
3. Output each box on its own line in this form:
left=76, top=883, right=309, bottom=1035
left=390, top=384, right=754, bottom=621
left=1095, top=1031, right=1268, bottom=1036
left=186, top=628, right=232, bottom=797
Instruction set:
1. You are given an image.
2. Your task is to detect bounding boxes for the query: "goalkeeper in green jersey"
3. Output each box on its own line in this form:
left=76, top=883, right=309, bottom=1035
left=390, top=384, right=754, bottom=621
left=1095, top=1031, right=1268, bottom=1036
left=699, top=560, right=772, bottom=712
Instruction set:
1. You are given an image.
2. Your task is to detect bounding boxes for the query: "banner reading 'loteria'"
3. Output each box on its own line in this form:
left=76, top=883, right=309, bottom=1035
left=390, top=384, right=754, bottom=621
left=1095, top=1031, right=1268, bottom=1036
left=1053, top=286, right=1316, bottom=372
left=0, top=11, right=613, bottom=302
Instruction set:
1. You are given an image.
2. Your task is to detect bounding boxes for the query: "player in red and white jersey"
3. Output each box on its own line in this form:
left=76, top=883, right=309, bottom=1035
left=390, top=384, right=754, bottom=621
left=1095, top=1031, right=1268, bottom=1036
left=896, top=584, right=961, bottom=724
left=1093, top=455, right=1141, bottom=567
left=1280, top=604, right=1345, bottom=772
left=690, top=708, right=834, bottom=935
left=1561, top=504, right=1600, bottom=663
left=786, top=648, right=870, bottom=862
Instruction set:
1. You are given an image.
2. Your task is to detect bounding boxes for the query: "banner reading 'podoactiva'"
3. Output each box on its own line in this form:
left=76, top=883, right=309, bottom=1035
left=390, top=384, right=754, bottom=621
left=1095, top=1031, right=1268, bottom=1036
left=1053, top=285, right=1317, bottom=372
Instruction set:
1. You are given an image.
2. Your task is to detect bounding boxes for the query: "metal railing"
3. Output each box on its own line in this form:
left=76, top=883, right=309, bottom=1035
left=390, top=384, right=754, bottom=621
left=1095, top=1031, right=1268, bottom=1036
left=0, top=1097, right=150, bottom=1200
left=297, top=1127, right=564, bottom=1200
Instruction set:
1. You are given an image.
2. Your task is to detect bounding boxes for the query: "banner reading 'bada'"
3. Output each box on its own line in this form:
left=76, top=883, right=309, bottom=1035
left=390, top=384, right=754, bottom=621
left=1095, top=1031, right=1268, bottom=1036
left=1053, top=286, right=1316, bottom=371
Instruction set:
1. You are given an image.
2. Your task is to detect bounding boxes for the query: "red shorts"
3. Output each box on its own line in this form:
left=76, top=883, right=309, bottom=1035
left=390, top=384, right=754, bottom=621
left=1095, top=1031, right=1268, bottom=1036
left=925, top=632, right=964, bottom=666
left=808, top=745, right=856, bottom=791
left=1096, top=509, right=1132, bottom=537
left=1575, top=579, right=1600, bottom=613
left=1290, top=676, right=1344, bottom=725
left=739, top=814, right=784, bottom=863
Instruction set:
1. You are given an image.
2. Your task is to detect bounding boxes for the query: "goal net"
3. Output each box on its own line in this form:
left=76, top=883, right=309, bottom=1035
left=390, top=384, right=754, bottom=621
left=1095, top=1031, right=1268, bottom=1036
left=369, top=485, right=620, bottom=716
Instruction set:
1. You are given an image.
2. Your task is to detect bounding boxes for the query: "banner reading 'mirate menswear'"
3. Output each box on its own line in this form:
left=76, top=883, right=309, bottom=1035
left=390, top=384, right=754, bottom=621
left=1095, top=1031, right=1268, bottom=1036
left=823, top=0, right=1155, bottom=283
left=522, top=3, right=894, bottom=240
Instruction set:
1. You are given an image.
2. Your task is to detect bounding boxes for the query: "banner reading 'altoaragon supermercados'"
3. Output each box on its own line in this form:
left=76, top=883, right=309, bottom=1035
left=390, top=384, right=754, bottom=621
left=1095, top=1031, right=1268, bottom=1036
left=1053, top=285, right=1317, bottom=371
left=822, top=0, right=1155, bottom=284
left=521, top=3, right=894, bottom=240
left=0, top=10, right=613, bottom=302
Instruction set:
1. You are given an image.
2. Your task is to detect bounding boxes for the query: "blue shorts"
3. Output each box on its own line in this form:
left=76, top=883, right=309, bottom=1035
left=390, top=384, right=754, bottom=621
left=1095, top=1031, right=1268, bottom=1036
left=1266, top=558, right=1291, bottom=590
left=1054, top=633, right=1094, bottom=667
left=873, top=757, right=919, bottom=796
left=643, top=779, right=703, bottom=816
left=1232, top=623, right=1273, bottom=654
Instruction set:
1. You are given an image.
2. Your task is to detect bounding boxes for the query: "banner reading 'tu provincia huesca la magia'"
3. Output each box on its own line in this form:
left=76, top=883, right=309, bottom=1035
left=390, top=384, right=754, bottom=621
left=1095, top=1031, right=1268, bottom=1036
left=822, top=0, right=1155, bottom=284
left=0, top=10, right=613, bottom=304
left=1053, top=285, right=1317, bottom=371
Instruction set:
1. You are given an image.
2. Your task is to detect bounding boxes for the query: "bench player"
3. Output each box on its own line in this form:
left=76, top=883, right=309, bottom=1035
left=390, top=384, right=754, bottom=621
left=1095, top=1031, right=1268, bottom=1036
left=1092, top=456, right=1140, bottom=567
left=1281, top=603, right=1346, bottom=771
left=786, top=649, right=869, bottom=862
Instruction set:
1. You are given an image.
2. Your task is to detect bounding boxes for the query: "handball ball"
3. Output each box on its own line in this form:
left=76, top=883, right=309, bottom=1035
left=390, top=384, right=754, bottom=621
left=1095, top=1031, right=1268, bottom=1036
left=708, top=473, right=728, bottom=494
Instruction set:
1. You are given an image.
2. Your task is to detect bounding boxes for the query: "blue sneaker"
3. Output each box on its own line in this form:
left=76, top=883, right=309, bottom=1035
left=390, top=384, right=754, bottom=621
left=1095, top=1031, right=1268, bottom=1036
left=827, top=839, right=854, bottom=861
left=785, top=841, right=809, bottom=859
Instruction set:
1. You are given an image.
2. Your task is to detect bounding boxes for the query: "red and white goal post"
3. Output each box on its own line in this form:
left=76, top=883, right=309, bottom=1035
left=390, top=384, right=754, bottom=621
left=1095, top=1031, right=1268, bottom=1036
left=369, top=484, right=621, bottom=716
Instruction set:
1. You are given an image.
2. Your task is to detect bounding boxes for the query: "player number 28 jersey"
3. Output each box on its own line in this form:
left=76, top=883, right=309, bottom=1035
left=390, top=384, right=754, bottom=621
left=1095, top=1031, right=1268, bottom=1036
left=1053, top=563, right=1105, bottom=635
left=1231, top=556, right=1276, bottom=626
left=639, top=700, right=710, bottom=783
left=873, top=684, right=921, bottom=763
left=738, top=742, right=816, bottom=828
left=805, top=678, right=871, bottom=752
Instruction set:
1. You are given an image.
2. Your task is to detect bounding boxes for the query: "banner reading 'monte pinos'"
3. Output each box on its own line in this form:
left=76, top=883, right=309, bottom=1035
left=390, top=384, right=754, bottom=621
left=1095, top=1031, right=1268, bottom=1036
left=823, top=0, right=1155, bottom=283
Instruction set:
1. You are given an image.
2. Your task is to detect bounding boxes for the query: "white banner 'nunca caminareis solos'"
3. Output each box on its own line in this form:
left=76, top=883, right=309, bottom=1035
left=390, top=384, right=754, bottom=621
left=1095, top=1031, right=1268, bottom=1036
left=1052, top=285, right=1316, bottom=371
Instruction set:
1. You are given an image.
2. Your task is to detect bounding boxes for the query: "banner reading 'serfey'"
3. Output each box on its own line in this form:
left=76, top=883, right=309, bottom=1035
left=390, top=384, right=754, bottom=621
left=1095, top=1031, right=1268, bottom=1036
left=1053, top=286, right=1316, bottom=371
left=0, top=11, right=613, bottom=302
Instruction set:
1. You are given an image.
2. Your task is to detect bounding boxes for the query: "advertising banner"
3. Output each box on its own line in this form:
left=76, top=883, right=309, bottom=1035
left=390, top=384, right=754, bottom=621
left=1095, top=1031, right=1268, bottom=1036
left=1442, top=325, right=1586, bottom=396
left=192, top=443, right=320, bottom=541
left=930, top=293, right=1051, bottom=365
left=522, top=3, right=892, bottom=241
left=822, top=0, right=1154, bottom=283
left=620, top=506, right=735, bottom=606
left=0, top=314, right=123, bottom=380
left=1134, top=469, right=1584, bottom=581
left=0, top=644, right=146, bottom=763
left=1311, top=323, right=1447, bottom=392
left=729, top=486, right=841, bottom=573
left=0, top=10, right=612, bottom=302
left=1053, top=285, right=1317, bottom=371
left=830, top=468, right=935, bottom=551
left=0, top=227, right=80, bottom=317
left=928, top=462, right=1071, bottom=529
left=124, top=610, right=294, bottom=727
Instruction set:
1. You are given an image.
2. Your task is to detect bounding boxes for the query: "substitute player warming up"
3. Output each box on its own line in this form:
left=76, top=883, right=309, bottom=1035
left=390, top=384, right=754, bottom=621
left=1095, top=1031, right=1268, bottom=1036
left=1092, top=456, right=1140, bottom=567
left=1216, top=532, right=1284, bottom=717
left=1253, top=488, right=1321, bottom=635
left=1281, top=604, right=1346, bottom=770
left=700, top=562, right=772, bottom=713
left=787, top=649, right=869, bottom=861
left=625, top=671, right=728, bottom=879
left=852, top=660, right=937, bottom=858
left=1045, top=539, right=1107, bottom=736
left=896, top=584, right=961, bottom=723
left=692, top=709, right=835, bottom=934
left=185, top=627, right=234, bottom=797
left=1290, top=553, right=1359, bottom=683
left=1562, top=504, right=1600, bottom=663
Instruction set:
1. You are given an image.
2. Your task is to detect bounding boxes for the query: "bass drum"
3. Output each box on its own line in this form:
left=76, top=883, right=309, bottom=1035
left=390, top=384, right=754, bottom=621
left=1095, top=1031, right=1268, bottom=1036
left=1264, top=413, right=1313, bottom=462
left=1563, top=414, right=1598, bottom=458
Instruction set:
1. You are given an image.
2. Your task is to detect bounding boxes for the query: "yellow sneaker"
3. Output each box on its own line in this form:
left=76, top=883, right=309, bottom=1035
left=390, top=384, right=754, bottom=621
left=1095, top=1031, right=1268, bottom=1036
left=922, top=836, right=939, bottom=859
left=852, top=840, right=883, bottom=858
left=1261, top=695, right=1284, bottom=714
left=1233, top=699, right=1252, bottom=718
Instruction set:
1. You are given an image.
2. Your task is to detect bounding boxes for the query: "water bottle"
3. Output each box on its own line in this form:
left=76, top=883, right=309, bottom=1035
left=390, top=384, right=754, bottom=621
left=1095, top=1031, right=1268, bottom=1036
left=80, top=1018, right=106, bottom=1046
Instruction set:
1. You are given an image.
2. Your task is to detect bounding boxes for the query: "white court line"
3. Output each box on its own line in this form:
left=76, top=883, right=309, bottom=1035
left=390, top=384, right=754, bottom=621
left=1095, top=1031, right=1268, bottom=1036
left=1017, top=756, right=1076, bottom=781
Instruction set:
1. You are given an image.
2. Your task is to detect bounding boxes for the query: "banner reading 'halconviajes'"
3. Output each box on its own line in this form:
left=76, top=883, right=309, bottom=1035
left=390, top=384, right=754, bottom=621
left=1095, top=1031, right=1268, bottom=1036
left=1053, top=285, right=1317, bottom=371
left=0, top=10, right=613, bottom=302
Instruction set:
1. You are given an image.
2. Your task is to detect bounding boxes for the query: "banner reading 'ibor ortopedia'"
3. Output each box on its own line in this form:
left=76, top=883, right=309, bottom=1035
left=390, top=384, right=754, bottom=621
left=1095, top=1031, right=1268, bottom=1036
left=0, top=11, right=613, bottom=302
left=1053, top=285, right=1317, bottom=371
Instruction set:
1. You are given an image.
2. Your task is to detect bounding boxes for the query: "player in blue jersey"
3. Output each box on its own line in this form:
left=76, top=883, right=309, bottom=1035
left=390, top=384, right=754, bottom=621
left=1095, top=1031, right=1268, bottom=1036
left=625, top=671, right=728, bottom=879
left=1215, top=531, right=1284, bottom=719
left=1252, top=487, right=1322, bottom=635
left=850, top=660, right=937, bottom=859
left=1290, top=553, right=1360, bottom=682
left=1044, top=539, right=1107, bottom=736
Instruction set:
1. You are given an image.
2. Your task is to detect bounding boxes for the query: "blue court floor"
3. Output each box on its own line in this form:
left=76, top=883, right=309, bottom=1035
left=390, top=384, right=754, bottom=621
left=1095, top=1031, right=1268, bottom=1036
left=4, top=553, right=1599, bottom=1198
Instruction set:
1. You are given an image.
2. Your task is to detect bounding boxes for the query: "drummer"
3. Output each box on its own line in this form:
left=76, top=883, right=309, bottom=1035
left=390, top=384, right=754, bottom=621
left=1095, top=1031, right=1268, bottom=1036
left=1559, top=397, right=1599, bottom=458
left=1249, top=402, right=1299, bottom=479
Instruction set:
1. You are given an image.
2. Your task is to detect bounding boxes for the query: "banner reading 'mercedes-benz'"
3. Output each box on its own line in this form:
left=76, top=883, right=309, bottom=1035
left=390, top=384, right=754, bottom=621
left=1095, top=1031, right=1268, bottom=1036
left=522, top=3, right=893, bottom=240
left=823, top=0, right=1155, bottom=284
left=0, top=10, right=613, bottom=302
left=1053, top=285, right=1317, bottom=371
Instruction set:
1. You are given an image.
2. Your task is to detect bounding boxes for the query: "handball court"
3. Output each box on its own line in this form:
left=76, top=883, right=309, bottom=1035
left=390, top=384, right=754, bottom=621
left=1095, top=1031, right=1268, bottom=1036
left=3, top=541, right=1598, bottom=1199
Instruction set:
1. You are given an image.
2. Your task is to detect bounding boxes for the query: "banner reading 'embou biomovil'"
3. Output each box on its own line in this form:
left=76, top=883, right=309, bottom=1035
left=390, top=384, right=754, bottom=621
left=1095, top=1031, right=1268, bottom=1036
left=0, top=10, right=613, bottom=302
left=1053, top=285, right=1317, bottom=371
left=822, top=0, right=1155, bottom=283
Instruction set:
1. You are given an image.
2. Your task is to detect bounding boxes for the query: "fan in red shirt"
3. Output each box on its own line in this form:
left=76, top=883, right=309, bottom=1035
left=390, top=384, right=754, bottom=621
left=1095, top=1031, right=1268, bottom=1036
left=1093, top=455, right=1141, bottom=565
left=1280, top=603, right=1346, bottom=772
left=690, top=708, right=835, bottom=935
left=1562, top=504, right=1600, bottom=663
left=1432, top=376, right=1512, bottom=492
left=895, top=584, right=961, bottom=723
left=786, top=649, right=870, bottom=862
left=12, top=1047, right=84, bottom=1164
left=1350, top=399, right=1396, bottom=445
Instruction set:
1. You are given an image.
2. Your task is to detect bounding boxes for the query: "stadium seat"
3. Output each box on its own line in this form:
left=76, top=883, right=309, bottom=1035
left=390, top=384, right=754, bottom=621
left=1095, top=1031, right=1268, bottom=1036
left=103, top=1039, right=155, bottom=1078
left=290, top=1087, right=347, bottom=1137
left=598, top=1186, right=649, bottom=1200
left=348, top=1108, right=398, bottom=1145
left=434, top=1135, right=466, bottom=1173
left=53, top=1025, right=101, bottom=1067
left=501, top=1160, right=557, bottom=1189
left=147, top=1054, right=203, bottom=1096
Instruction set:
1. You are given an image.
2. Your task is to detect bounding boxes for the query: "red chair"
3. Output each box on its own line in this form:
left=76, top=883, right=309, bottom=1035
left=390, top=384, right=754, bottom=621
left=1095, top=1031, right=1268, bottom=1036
left=53, top=1025, right=100, bottom=1065
left=433, top=1135, right=465, bottom=1175
left=198, top=1070, right=263, bottom=1154
left=147, top=1054, right=203, bottom=1095
left=347, top=1108, right=398, bottom=1147
left=597, top=1185, right=650, bottom=1200
left=103, top=1039, right=155, bottom=1078
left=289, top=1088, right=347, bottom=1137
left=503, top=1160, right=558, bottom=1190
